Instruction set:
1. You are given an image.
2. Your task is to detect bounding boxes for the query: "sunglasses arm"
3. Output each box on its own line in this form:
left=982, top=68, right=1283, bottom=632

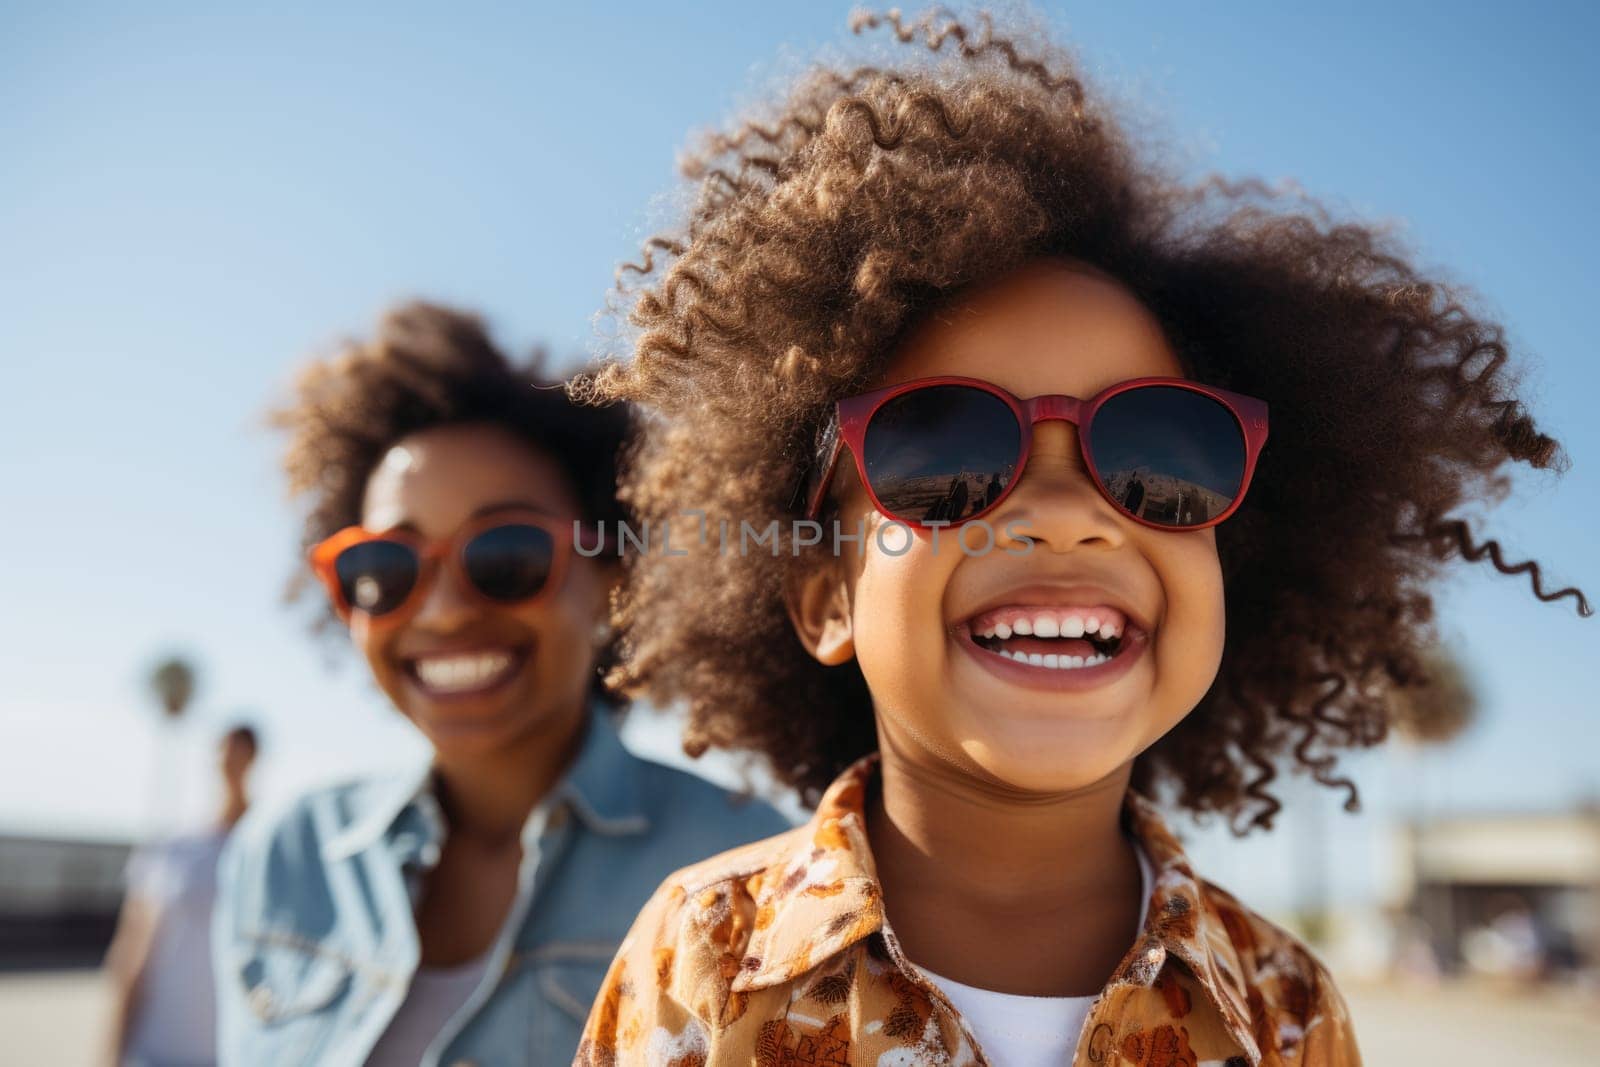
left=804, top=436, right=845, bottom=521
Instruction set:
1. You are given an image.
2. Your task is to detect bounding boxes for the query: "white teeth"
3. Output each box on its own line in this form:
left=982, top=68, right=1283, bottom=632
left=977, top=614, right=1127, bottom=638
left=996, top=649, right=1112, bottom=670
left=413, top=651, right=514, bottom=693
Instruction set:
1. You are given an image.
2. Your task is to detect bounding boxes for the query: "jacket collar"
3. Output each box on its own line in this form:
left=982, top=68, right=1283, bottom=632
left=732, top=754, right=1261, bottom=1065
left=551, top=702, right=652, bottom=836
left=321, top=702, right=649, bottom=865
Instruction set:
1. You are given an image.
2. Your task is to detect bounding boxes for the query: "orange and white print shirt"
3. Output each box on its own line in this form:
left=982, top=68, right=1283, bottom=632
left=575, top=755, right=1360, bottom=1066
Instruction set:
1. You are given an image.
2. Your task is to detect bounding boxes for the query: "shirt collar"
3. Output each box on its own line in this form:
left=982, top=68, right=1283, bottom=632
left=320, top=701, right=649, bottom=865
left=732, top=755, right=1261, bottom=1066
left=1120, top=790, right=1261, bottom=1064
left=732, top=754, right=886, bottom=993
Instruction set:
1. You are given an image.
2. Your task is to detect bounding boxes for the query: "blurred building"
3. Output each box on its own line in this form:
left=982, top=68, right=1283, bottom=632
left=0, top=834, right=129, bottom=969
left=1399, top=805, right=1600, bottom=975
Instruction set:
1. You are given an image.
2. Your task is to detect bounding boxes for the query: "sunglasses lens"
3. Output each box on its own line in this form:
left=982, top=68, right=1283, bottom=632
left=1088, top=386, right=1246, bottom=528
left=462, top=523, right=556, bottom=602
left=334, top=540, right=419, bottom=615
left=863, top=385, right=1022, bottom=524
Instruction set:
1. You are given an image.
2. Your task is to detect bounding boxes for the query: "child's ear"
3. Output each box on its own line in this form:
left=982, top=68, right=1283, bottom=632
left=784, top=563, right=855, bottom=666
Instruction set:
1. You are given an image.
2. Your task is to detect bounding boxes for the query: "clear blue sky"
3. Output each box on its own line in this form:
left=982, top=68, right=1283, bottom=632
left=2, top=2, right=1596, bottom=877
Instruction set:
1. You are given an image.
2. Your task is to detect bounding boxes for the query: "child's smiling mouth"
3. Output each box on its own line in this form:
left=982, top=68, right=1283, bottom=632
left=968, top=604, right=1127, bottom=669
left=952, top=593, right=1151, bottom=692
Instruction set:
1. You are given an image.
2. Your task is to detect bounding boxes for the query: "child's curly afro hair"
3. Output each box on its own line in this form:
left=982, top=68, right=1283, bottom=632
left=578, top=9, right=1590, bottom=827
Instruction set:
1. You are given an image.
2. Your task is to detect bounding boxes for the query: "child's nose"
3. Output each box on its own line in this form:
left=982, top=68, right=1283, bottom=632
left=1027, top=421, right=1085, bottom=470
left=998, top=422, right=1126, bottom=550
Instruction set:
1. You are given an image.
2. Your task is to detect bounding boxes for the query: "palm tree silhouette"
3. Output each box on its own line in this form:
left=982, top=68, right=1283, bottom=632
left=1392, top=646, right=1480, bottom=971
left=149, top=657, right=196, bottom=721
left=1393, top=648, right=1478, bottom=746
left=145, top=655, right=199, bottom=835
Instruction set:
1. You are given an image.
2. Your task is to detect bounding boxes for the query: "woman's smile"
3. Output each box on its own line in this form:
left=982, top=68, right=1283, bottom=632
left=402, top=644, right=532, bottom=700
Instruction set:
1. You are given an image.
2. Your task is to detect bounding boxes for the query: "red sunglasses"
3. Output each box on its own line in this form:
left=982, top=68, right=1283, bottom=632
left=310, top=510, right=579, bottom=624
left=806, top=375, right=1269, bottom=532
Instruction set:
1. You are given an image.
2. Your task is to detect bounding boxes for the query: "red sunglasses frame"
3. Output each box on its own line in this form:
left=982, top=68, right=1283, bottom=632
left=805, top=375, right=1269, bottom=532
left=309, top=509, right=578, bottom=624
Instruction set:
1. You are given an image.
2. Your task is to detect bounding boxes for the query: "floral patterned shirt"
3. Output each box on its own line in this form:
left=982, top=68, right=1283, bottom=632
left=575, top=755, right=1360, bottom=1066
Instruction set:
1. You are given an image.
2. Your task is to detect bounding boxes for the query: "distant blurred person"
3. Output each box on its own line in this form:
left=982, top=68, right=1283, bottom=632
left=1463, top=894, right=1549, bottom=983
left=104, top=724, right=258, bottom=1067
left=214, top=303, right=788, bottom=1066
left=1387, top=910, right=1443, bottom=986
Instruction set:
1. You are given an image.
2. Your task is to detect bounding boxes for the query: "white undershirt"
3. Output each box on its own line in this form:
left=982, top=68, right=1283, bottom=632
left=917, top=845, right=1154, bottom=1067
left=364, top=952, right=493, bottom=1066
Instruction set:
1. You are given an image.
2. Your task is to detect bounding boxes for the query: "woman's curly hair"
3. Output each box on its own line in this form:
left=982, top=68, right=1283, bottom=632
left=275, top=300, right=631, bottom=695
left=579, top=9, right=1590, bottom=826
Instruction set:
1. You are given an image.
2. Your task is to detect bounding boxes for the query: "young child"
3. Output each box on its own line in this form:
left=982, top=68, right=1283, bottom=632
left=573, top=10, right=1589, bottom=1066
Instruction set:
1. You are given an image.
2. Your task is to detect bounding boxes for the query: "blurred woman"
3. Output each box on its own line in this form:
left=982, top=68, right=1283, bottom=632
left=105, top=725, right=257, bottom=1067
left=213, top=303, right=788, bottom=1066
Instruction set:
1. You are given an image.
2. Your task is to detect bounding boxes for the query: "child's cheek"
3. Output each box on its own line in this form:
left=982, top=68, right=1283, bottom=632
left=845, top=522, right=963, bottom=720
left=1152, top=531, right=1228, bottom=724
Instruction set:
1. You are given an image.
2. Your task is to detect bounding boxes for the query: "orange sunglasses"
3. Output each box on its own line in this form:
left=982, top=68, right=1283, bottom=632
left=309, top=510, right=581, bottom=624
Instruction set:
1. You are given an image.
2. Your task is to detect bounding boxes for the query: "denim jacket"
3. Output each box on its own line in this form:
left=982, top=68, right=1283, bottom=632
left=212, top=705, right=790, bottom=1066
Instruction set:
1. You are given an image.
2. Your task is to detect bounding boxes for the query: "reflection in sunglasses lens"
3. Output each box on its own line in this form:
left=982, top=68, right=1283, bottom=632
left=335, top=540, right=419, bottom=615
left=863, top=386, right=1022, bottom=524
left=462, top=524, right=555, bottom=602
left=1089, top=387, right=1246, bottom=528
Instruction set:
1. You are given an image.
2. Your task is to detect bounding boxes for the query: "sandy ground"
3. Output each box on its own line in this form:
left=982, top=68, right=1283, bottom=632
left=1341, top=978, right=1600, bottom=1063
left=1, top=970, right=111, bottom=1066
left=2, top=969, right=1597, bottom=1065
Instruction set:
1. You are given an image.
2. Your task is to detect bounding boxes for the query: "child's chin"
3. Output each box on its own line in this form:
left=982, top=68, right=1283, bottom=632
left=961, top=719, right=1139, bottom=794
